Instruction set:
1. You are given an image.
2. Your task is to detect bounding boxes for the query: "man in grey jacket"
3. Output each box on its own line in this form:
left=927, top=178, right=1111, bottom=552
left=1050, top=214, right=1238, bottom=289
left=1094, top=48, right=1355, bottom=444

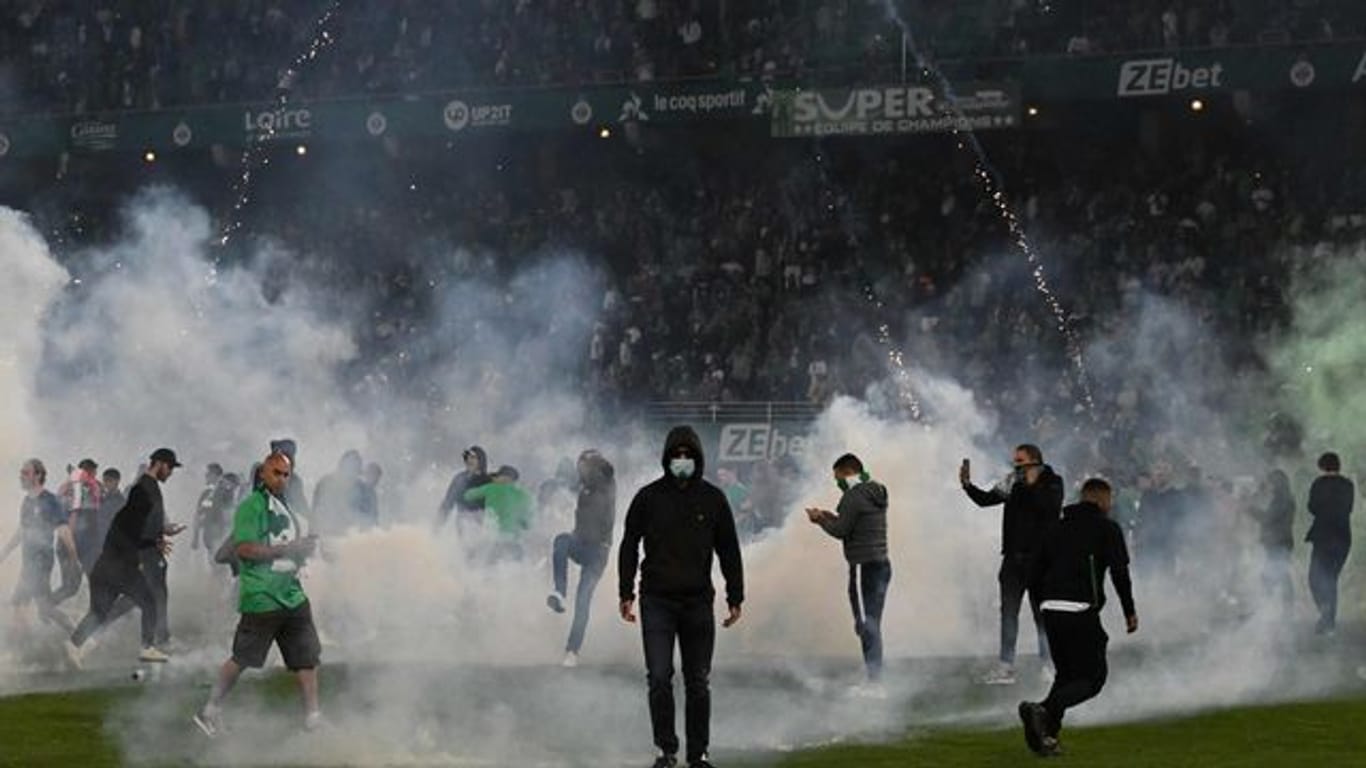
left=806, top=453, right=891, bottom=692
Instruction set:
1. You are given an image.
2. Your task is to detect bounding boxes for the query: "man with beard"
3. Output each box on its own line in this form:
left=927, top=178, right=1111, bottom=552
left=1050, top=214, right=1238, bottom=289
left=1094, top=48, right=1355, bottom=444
left=193, top=451, right=322, bottom=737
left=619, top=426, right=744, bottom=768
left=547, top=449, right=615, bottom=667
left=961, top=444, right=1064, bottom=685
left=1, top=459, right=79, bottom=633
left=67, top=449, right=185, bottom=666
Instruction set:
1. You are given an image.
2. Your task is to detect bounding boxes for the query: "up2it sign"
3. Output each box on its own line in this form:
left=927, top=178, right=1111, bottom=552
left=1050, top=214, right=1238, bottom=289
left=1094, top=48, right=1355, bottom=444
left=1116, top=58, right=1225, bottom=97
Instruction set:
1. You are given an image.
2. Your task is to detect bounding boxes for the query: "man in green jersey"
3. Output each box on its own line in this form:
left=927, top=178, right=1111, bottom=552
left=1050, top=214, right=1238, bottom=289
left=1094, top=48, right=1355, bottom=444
left=193, top=451, right=321, bottom=737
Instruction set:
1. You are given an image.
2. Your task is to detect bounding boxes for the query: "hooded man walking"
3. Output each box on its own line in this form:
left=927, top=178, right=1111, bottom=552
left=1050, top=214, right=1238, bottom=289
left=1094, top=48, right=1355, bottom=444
left=547, top=449, right=616, bottom=667
left=806, top=453, right=890, bottom=695
left=619, top=426, right=744, bottom=768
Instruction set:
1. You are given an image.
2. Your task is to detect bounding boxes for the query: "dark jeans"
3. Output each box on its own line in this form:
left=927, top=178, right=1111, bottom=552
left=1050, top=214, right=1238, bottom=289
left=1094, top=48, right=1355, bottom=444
left=847, top=559, right=892, bottom=680
left=49, top=547, right=84, bottom=605
left=1040, top=609, right=1109, bottom=734
left=641, top=594, right=715, bottom=763
left=551, top=533, right=607, bottom=653
left=72, top=556, right=156, bottom=648
left=1309, top=543, right=1350, bottom=631
left=1000, top=553, right=1049, bottom=664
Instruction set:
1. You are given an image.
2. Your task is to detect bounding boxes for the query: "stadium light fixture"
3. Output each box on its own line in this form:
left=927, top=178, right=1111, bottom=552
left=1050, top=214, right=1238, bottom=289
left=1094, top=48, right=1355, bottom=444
left=1027, top=106, right=1040, bottom=117
left=296, top=144, right=308, bottom=156
left=1190, top=99, right=1205, bottom=112
left=143, top=150, right=156, bottom=163
left=599, top=127, right=611, bottom=139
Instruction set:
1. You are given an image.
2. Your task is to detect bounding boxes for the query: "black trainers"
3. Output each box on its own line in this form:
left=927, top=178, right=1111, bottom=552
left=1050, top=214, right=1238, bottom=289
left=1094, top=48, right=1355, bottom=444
left=1040, top=734, right=1062, bottom=757
left=650, top=755, right=677, bottom=768
left=689, top=759, right=716, bottom=768
left=1018, top=701, right=1048, bottom=755
left=547, top=593, right=566, bottom=614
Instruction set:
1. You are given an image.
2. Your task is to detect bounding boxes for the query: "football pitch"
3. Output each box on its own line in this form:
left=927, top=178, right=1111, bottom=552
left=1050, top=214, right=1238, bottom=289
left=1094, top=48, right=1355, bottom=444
left=0, top=658, right=1363, bottom=767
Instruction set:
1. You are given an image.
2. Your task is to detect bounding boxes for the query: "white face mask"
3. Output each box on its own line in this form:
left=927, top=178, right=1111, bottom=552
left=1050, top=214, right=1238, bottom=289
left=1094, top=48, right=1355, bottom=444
left=669, top=458, right=696, bottom=479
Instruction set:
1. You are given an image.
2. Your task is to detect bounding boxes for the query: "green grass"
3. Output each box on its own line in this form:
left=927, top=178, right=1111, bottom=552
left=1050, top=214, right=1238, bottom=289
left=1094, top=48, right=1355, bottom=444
left=0, top=684, right=1363, bottom=766
left=768, top=697, right=1366, bottom=767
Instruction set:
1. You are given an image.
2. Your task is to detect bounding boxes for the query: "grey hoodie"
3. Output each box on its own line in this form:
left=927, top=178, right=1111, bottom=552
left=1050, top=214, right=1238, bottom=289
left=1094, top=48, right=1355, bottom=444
left=818, top=480, right=889, bottom=564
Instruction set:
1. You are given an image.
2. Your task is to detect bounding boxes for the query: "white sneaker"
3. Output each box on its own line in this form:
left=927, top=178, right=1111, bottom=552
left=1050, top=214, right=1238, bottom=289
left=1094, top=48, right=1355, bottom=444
left=561, top=651, right=579, bottom=668
left=981, top=663, right=1017, bottom=685
left=139, top=646, right=171, bottom=663
left=193, top=706, right=221, bottom=738
left=848, top=681, right=888, bottom=700
left=1039, top=664, right=1055, bottom=685
left=63, top=640, right=84, bottom=670
left=304, top=710, right=325, bottom=731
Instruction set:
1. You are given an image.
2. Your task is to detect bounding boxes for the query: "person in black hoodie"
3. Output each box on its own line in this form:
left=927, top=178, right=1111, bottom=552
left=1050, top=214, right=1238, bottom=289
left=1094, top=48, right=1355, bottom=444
left=547, top=449, right=616, bottom=667
left=1248, top=469, right=1295, bottom=609
left=1019, top=478, right=1138, bottom=757
left=1306, top=451, right=1353, bottom=636
left=805, top=453, right=891, bottom=690
left=961, top=444, right=1064, bottom=685
left=619, top=426, right=744, bottom=768
left=437, top=445, right=491, bottom=536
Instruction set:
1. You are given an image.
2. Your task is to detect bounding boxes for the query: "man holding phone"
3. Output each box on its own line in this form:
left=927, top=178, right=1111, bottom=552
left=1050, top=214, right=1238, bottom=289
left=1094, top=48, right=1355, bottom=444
left=194, top=450, right=323, bottom=737
left=960, top=444, right=1064, bottom=685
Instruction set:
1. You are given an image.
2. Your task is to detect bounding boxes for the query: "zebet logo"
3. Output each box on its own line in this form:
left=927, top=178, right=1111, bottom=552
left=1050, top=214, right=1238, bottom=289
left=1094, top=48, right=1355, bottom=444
left=718, top=423, right=808, bottom=463
left=1117, top=58, right=1225, bottom=97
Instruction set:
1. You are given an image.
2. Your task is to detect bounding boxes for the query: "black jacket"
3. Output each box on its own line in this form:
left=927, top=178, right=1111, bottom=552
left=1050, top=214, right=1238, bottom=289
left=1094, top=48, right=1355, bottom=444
left=963, top=465, right=1064, bottom=555
left=439, top=446, right=491, bottom=518
left=573, top=454, right=616, bottom=547
left=102, top=474, right=164, bottom=564
left=619, top=426, right=744, bottom=607
left=1306, top=474, right=1354, bottom=548
left=1030, top=501, right=1136, bottom=618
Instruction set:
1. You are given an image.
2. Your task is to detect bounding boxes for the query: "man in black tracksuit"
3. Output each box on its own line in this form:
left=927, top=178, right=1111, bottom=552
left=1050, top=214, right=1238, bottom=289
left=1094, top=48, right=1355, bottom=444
left=547, top=449, right=616, bottom=665
left=619, top=426, right=744, bottom=768
left=961, top=443, right=1064, bottom=683
left=68, top=448, right=185, bottom=666
left=1020, top=478, right=1138, bottom=757
left=806, top=453, right=891, bottom=687
left=1306, top=451, right=1353, bottom=635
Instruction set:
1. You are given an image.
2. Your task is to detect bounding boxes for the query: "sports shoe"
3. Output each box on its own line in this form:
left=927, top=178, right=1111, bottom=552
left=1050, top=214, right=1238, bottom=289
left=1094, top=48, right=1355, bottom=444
left=63, top=640, right=84, bottom=670
left=192, top=707, right=221, bottom=739
left=547, top=593, right=566, bottom=614
left=848, top=681, right=888, bottom=700
left=1018, top=702, right=1048, bottom=754
left=1038, top=664, right=1055, bottom=686
left=1040, top=734, right=1062, bottom=757
left=562, top=651, right=579, bottom=668
left=689, top=757, right=716, bottom=768
left=650, top=755, right=678, bottom=768
left=139, top=646, right=171, bottom=663
left=981, top=663, right=1016, bottom=685
left=304, top=710, right=326, bottom=731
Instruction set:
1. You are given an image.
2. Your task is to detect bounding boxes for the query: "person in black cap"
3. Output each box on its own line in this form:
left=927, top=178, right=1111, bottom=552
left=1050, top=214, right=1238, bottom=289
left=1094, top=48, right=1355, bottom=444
left=66, top=448, right=186, bottom=666
left=619, top=426, right=744, bottom=768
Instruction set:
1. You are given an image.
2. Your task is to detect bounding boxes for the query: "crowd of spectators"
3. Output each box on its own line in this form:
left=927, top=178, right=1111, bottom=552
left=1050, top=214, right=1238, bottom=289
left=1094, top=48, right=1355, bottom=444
left=3, top=0, right=1364, bottom=115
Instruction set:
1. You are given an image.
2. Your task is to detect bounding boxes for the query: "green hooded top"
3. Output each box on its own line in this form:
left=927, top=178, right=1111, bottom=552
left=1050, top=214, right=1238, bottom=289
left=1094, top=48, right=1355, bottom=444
left=465, top=482, right=533, bottom=536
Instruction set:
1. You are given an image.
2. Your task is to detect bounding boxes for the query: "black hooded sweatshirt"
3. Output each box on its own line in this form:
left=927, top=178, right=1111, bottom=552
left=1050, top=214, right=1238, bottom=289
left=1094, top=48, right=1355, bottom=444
left=574, top=454, right=617, bottom=547
left=619, top=426, right=745, bottom=607
left=1030, top=501, right=1136, bottom=618
left=439, top=446, right=492, bottom=518
left=963, top=465, right=1064, bottom=556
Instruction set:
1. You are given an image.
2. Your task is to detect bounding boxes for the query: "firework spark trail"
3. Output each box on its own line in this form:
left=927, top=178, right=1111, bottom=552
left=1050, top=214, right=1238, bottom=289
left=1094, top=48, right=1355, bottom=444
left=217, top=0, right=344, bottom=250
left=875, top=0, right=1098, bottom=417
left=862, top=282, right=924, bottom=421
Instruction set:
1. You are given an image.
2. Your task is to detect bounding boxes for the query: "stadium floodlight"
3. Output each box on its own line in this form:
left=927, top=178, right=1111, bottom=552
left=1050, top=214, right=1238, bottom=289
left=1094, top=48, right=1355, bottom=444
left=143, top=150, right=156, bottom=163
left=599, top=127, right=611, bottom=139
left=1027, top=106, right=1040, bottom=117
left=296, top=144, right=308, bottom=156
left=1190, top=99, right=1205, bottom=112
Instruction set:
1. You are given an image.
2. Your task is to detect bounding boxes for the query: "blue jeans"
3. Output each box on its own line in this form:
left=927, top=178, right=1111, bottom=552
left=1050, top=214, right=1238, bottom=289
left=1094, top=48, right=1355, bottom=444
left=848, top=560, right=892, bottom=680
left=641, top=594, right=714, bottom=762
left=551, top=533, right=606, bottom=653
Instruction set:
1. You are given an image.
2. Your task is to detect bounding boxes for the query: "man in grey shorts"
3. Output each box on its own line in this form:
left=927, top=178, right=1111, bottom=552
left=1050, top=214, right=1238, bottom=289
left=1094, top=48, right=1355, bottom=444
left=193, top=451, right=322, bottom=737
